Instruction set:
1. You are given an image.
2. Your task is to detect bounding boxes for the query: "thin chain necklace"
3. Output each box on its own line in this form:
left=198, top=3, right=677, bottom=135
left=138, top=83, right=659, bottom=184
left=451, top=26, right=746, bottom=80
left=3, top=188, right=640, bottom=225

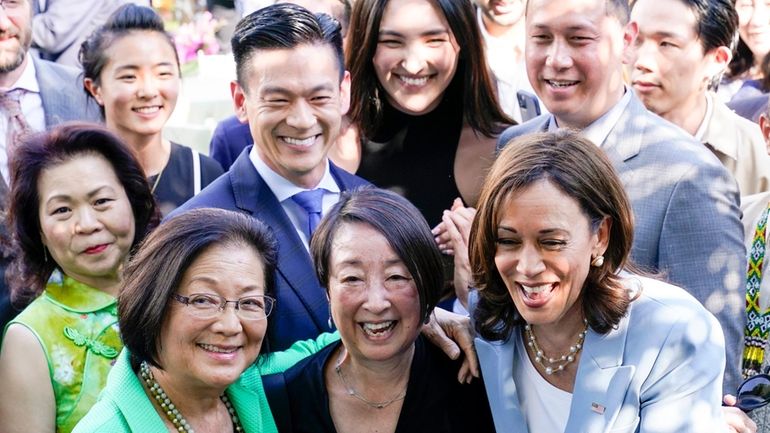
left=150, top=167, right=164, bottom=194
left=524, top=318, right=588, bottom=375
left=334, top=356, right=407, bottom=409
left=139, top=361, right=243, bottom=432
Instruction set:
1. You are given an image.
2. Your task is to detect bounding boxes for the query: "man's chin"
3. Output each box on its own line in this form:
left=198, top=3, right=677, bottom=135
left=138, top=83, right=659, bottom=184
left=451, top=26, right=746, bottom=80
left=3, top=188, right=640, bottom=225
left=0, top=50, right=25, bottom=74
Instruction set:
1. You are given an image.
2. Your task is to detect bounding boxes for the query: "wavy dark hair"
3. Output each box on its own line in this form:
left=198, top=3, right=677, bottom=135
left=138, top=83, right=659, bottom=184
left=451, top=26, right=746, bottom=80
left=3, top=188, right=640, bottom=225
left=470, top=130, right=635, bottom=341
left=345, top=0, right=512, bottom=139
left=120, top=208, right=277, bottom=369
left=311, top=187, right=443, bottom=323
left=727, top=0, right=759, bottom=79
left=6, top=123, right=157, bottom=307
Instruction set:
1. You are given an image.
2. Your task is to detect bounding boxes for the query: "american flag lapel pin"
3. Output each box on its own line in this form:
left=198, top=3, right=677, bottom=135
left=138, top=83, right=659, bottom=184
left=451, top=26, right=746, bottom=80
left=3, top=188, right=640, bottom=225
left=591, top=402, right=606, bottom=414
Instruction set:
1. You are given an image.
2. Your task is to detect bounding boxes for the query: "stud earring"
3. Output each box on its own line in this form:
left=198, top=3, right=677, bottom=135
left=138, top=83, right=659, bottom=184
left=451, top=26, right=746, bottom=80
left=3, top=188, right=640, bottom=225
left=591, top=255, right=604, bottom=267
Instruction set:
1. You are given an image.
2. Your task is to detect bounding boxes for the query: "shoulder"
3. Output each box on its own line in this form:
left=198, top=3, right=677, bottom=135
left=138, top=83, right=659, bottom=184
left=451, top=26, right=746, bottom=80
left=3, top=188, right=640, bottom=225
left=330, top=162, right=371, bottom=189
left=33, top=57, right=80, bottom=81
left=497, top=115, right=549, bottom=151
left=71, top=399, right=130, bottom=433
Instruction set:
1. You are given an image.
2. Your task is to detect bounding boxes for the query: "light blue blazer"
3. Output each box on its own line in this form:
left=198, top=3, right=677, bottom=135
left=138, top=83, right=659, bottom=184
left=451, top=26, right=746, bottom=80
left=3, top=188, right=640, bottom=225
left=475, top=275, right=727, bottom=433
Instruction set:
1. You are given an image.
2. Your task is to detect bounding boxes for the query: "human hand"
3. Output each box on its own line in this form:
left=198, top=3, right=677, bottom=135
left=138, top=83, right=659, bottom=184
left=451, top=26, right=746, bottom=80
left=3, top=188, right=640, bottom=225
left=432, top=198, right=468, bottom=254
left=723, top=394, right=757, bottom=433
left=421, top=307, right=479, bottom=383
left=440, top=204, right=476, bottom=309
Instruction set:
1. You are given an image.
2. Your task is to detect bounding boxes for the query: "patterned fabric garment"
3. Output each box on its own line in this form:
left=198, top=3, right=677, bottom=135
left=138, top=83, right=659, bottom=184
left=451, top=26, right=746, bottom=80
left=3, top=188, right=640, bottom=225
left=8, top=274, right=121, bottom=433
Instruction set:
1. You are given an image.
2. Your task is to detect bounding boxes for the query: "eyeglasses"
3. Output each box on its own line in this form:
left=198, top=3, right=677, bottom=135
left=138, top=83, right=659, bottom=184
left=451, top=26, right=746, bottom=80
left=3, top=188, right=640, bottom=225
left=735, top=371, right=770, bottom=412
left=172, top=293, right=275, bottom=321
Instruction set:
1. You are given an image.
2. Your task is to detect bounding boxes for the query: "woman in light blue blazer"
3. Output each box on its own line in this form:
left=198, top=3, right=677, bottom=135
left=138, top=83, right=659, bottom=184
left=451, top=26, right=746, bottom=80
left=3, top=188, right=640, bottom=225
left=467, top=130, right=728, bottom=433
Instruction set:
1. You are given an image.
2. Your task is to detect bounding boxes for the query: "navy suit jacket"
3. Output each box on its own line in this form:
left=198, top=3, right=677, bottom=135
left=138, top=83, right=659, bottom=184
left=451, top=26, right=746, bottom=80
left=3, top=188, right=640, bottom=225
left=209, top=115, right=252, bottom=171
left=498, top=94, right=747, bottom=392
left=167, top=147, right=370, bottom=351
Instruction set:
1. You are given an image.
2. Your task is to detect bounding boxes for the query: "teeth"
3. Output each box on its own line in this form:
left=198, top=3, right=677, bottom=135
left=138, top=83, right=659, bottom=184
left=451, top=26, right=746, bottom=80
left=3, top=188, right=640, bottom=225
left=399, top=75, right=429, bottom=86
left=134, top=106, right=160, bottom=114
left=283, top=136, right=316, bottom=146
left=199, top=344, right=237, bottom=353
left=547, top=80, right=578, bottom=88
left=362, top=321, right=395, bottom=335
left=521, top=284, right=551, bottom=294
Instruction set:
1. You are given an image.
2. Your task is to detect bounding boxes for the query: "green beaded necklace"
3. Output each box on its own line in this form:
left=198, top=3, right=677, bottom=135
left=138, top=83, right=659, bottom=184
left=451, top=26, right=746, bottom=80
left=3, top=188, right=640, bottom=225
left=139, top=361, right=243, bottom=433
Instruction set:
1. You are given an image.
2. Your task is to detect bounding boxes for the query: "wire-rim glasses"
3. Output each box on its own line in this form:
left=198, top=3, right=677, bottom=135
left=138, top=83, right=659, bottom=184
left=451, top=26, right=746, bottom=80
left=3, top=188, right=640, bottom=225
left=172, top=293, right=275, bottom=321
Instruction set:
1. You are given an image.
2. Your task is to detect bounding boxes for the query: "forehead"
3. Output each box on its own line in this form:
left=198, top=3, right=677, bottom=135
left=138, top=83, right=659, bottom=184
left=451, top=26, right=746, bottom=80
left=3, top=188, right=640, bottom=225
left=527, top=0, right=617, bottom=30
left=38, top=154, right=121, bottom=197
left=244, top=43, right=340, bottom=93
left=104, top=31, right=177, bottom=66
left=631, top=0, right=699, bottom=38
left=380, top=0, right=452, bottom=33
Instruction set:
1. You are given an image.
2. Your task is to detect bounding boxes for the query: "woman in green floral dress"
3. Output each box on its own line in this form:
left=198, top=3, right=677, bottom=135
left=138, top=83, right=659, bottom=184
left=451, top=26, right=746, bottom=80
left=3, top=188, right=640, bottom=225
left=0, top=124, right=156, bottom=433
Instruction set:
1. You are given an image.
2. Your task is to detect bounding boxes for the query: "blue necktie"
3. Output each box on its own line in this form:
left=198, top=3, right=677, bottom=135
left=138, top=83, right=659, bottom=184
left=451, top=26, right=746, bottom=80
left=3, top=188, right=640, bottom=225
left=291, top=189, right=325, bottom=240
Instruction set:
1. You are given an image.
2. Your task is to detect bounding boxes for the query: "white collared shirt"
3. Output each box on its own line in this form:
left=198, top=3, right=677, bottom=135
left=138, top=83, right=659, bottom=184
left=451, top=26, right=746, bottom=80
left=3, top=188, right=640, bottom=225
left=693, top=92, right=714, bottom=142
left=0, top=55, right=45, bottom=183
left=548, top=87, right=633, bottom=148
left=249, top=146, right=341, bottom=250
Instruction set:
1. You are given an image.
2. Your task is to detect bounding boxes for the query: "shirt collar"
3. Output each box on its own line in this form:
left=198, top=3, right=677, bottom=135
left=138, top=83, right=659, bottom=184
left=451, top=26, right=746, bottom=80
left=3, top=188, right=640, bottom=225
left=548, top=87, right=632, bottom=147
left=44, top=273, right=117, bottom=314
left=248, top=146, right=340, bottom=202
left=693, top=92, right=713, bottom=142
left=4, top=54, right=40, bottom=94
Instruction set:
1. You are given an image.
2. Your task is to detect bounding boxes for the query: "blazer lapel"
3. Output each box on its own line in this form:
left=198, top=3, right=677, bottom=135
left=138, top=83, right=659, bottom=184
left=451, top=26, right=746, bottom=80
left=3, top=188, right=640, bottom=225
left=565, top=312, right=635, bottom=433
left=602, top=95, right=645, bottom=166
left=475, top=337, right=528, bottom=432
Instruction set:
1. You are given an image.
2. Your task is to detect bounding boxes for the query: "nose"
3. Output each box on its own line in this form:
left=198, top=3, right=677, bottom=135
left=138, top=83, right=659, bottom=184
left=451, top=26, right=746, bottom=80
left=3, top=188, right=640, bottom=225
left=751, top=2, right=770, bottom=28
left=286, top=99, right=317, bottom=130
left=515, top=244, right=546, bottom=278
left=632, top=39, right=655, bottom=73
left=545, top=39, right=574, bottom=70
left=74, top=207, right=103, bottom=234
left=136, top=75, right=159, bottom=99
left=212, top=303, right=244, bottom=335
left=401, top=43, right=427, bottom=74
left=0, top=7, right=12, bottom=30
left=362, top=282, right=391, bottom=314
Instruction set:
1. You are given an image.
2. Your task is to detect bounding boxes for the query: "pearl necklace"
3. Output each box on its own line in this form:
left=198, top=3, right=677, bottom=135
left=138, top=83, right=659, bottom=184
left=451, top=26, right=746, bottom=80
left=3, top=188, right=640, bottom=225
left=524, top=319, right=588, bottom=375
left=139, top=361, right=243, bottom=433
left=334, top=361, right=407, bottom=409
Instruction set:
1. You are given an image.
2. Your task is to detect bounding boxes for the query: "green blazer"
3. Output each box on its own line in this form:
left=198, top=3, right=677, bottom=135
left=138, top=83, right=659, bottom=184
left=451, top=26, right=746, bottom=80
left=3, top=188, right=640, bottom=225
left=72, top=333, right=339, bottom=433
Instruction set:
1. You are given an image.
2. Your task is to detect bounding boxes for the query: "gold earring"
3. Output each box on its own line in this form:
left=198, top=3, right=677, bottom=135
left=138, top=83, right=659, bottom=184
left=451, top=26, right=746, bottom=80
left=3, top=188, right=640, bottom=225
left=591, top=255, right=604, bottom=267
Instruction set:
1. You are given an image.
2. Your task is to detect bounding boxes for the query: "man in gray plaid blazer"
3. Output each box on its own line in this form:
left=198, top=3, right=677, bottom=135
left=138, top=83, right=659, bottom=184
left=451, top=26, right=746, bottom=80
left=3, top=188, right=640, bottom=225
left=497, top=0, right=746, bottom=393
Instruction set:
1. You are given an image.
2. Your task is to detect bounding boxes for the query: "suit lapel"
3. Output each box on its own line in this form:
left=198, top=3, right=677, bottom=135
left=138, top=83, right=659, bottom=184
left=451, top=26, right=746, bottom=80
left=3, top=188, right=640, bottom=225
left=565, top=312, right=634, bottom=433
left=475, top=337, right=528, bottom=432
left=602, top=95, right=645, bottom=166
left=228, top=152, right=328, bottom=330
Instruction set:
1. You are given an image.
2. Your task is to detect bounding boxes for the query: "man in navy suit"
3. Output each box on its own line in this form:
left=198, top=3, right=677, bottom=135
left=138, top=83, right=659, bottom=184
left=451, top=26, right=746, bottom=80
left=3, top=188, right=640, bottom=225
left=169, top=4, right=368, bottom=351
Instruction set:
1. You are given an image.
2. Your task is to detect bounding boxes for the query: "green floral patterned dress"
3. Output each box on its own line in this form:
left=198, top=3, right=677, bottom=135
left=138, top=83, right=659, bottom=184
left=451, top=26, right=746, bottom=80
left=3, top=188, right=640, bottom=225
left=5, top=274, right=122, bottom=433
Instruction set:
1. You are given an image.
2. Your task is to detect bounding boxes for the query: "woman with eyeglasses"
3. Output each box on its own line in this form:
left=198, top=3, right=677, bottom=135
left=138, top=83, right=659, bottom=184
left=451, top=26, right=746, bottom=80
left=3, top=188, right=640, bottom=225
left=72, top=208, right=340, bottom=432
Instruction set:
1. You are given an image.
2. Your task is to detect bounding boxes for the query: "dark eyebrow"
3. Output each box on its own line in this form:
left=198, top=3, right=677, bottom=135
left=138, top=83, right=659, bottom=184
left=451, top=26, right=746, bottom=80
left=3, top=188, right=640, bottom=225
left=45, top=186, right=116, bottom=204
left=260, top=83, right=335, bottom=95
left=379, top=28, right=450, bottom=38
left=114, top=62, right=176, bottom=72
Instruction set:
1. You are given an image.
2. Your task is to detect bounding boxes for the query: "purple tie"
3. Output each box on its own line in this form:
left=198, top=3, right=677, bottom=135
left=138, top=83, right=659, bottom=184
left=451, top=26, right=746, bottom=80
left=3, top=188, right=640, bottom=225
left=0, top=89, right=31, bottom=160
left=292, top=189, right=325, bottom=240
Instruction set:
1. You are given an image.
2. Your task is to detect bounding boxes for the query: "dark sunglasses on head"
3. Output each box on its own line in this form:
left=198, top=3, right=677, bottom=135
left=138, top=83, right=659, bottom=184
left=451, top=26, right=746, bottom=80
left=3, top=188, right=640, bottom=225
left=736, top=369, right=770, bottom=412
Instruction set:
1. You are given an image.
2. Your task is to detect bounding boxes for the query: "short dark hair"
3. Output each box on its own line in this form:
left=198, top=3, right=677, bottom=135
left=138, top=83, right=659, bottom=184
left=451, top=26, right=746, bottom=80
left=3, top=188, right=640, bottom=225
left=311, top=188, right=443, bottom=323
left=7, top=123, right=157, bottom=306
left=470, top=130, right=635, bottom=341
left=526, top=0, right=630, bottom=24
left=345, top=0, right=512, bottom=139
left=119, top=208, right=277, bottom=369
left=79, top=4, right=180, bottom=111
left=231, top=3, right=344, bottom=92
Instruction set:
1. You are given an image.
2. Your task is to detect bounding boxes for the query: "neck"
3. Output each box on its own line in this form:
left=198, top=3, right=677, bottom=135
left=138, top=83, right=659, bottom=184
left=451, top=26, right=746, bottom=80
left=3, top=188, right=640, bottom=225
left=70, top=273, right=122, bottom=297
left=555, top=85, right=624, bottom=130
left=149, top=366, right=224, bottom=422
left=528, top=310, right=587, bottom=355
left=482, top=14, right=525, bottom=47
left=336, top=344, right=413, bottom=398
left=0, top=54, right=27, bottom=89
left=118, top=129, right=169, bottom=177
left=659, top=93, right=708, bottom=137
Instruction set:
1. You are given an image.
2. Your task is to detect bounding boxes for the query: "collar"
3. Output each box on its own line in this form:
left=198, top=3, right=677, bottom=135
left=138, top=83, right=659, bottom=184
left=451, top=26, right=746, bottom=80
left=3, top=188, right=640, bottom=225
left=549, top=87, right=632, bottom=147
left=248, top=146, right=340, bottom=202
left=700, top=94, right=739, bottom=161
left=44, top=273, right=117, bottom=314
left=2, top=54, right=40, bottom=94
left=693, top=92, right=713, bottom=142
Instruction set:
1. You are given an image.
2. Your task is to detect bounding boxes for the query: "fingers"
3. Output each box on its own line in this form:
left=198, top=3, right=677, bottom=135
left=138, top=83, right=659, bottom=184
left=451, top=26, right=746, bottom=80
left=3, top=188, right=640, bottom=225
left=723, top=394, right=737, bottom=406
left=457, top=358, right=472, bottom=384
left=722, top=405, right=757, bottom=433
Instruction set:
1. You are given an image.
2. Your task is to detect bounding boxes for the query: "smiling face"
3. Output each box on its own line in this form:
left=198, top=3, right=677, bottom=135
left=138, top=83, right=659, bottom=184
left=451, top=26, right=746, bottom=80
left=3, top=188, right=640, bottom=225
left=630, top=0, right=716, bottom=119
left=155, top=243, right=267, bottom=393
left=475, top=0, right=525, bottom=29
left=233, top=43, right=350, bottom=189
left=37, top=153, right=136, bottom=291
left=372, top=0, right=461, bottom=116
left=85, top=31, right=180, bottom=145
left=736, top=0, right=770, bottom=64
left=327, top=222, right=422, bottom=363
left=525, top=0, right=633, bottom=129
left=0, top=0, right=31, bottom=74
left=493, top=179, right=608, bottom=330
